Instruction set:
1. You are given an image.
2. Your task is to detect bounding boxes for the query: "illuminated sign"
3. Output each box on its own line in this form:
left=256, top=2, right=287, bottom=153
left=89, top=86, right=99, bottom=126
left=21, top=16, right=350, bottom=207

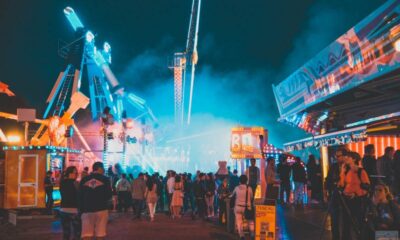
left=273, top=0, right=400, bottom=123
left=230, top=127, right=267, bottom=159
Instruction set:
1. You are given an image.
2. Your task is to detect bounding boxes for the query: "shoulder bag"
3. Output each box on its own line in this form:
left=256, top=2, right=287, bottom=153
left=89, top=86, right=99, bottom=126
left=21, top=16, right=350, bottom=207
left=244, top=185, right=255, bottom=220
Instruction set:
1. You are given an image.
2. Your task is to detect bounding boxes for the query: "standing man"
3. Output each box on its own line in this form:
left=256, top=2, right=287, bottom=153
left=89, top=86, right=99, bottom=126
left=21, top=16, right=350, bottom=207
left=292, top=157, right=307, bottom=207
left=116, top=173, right=131, bottom=212
left=325, top=148, right=347, bottom=240
left=79, top=162, right=112, bottom=240
left=277, top=156, right=291, bottom=204
left=183, top=173, right=195, bottom=214
left=229, top=170, right=240, bottom=192
left=81, top=167, right=89, bottom=180
left=193, top=173, right=207, bottom=220
left=377, top=146, right=395, bottom=187
left=131, top=173, right=146, bottom=219
left=44, top=170, right=54, bottom=211
left=362, top=144, right=377, bottom=185
left=245, top=158, right=260, bottom=198
left=264, top=157, right=277, bottom=199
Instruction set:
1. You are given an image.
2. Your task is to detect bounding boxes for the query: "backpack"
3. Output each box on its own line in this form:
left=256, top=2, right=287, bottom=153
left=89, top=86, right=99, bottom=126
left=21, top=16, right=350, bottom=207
left=344, top=167, right=370, bottom=192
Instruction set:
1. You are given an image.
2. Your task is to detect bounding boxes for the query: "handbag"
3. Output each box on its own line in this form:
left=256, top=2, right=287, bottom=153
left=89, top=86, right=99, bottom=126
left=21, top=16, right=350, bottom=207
left=244, top=185, right=255, bottom=220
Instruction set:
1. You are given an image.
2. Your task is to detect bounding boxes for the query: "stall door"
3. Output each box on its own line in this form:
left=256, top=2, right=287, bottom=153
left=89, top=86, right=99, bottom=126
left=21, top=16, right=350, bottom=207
left=18, top=154, right=38, bottom=207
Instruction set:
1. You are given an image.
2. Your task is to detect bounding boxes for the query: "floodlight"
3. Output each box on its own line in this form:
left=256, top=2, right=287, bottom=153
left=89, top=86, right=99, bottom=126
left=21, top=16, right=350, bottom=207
left=103, top=42, right=111, bottom=53
left=86, top=31, right=95, bottom=43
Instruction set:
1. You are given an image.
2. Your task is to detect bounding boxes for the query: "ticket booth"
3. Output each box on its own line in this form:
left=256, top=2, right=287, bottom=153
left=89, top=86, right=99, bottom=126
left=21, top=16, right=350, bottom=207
left=230, top=127, right=268, bottom=200
left=2, top=146, right=81, bottom=209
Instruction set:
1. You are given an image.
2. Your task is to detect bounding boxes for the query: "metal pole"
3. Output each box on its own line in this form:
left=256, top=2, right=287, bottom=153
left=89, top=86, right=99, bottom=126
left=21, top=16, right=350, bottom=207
left=24, top=122, right=29, bottom=146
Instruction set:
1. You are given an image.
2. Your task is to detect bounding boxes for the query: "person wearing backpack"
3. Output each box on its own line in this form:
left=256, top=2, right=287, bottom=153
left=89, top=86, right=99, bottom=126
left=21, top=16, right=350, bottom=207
left=338, top=151, right=371, bottom=240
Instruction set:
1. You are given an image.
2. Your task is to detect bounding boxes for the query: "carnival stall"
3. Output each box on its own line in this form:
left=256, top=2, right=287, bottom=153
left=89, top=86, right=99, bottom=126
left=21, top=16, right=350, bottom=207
left=230, top=126, right=268, bottom=199
left=1, top=145, right=81, bottom=209
left=273, top=0, right=400, bottom=182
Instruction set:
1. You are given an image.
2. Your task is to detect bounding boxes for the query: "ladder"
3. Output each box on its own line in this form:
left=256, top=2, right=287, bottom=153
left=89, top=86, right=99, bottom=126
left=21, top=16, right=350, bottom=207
left=53, top=69, right=75, bottom=116
left=93, top=76, right=108, bottom=119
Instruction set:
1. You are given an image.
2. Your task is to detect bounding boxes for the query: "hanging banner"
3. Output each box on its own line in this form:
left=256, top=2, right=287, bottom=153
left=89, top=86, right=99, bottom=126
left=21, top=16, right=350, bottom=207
left=255, top=205, right=276, bottom=240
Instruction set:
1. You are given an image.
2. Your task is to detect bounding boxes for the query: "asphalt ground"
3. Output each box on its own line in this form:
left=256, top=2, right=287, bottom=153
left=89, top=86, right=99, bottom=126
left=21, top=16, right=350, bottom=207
left=0, top=205, right=332, bottom=240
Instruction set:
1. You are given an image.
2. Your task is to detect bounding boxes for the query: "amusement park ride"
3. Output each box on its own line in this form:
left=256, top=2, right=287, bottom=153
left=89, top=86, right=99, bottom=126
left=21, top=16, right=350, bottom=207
left=1, top=7, right=158, bottom=171
left=170, top=0, right=202, bottom=126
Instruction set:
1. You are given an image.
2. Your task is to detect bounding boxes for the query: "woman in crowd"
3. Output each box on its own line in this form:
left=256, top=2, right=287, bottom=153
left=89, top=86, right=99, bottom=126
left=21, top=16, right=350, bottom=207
left=338, top=151, right=370, bottom=240
left=231, top=175, right=254, bottom=240
left=205, top=173, right=216, bottom=218
left=171, top=175, right=184, bottom=219
left=217, top=177, right=230, bottom=224
left=145, top=176, right=158, bottom=222
left=59, top=166, right=80, bottom=240
left=365, top=183, right=400, bottom=238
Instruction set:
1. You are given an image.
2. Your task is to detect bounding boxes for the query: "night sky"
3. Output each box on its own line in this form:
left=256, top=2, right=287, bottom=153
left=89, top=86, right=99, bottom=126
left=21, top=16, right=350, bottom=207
left=0, top=0, right=386, bottom=147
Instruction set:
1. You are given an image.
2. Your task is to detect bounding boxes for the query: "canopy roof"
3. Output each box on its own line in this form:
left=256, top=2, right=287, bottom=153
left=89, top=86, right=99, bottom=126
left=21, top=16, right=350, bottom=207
left=273, top=0, right=400, bottom=134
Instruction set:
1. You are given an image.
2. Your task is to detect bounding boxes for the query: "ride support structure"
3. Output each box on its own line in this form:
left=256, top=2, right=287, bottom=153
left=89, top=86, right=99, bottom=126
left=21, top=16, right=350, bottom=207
left=170, top=0, right=202, bottom=126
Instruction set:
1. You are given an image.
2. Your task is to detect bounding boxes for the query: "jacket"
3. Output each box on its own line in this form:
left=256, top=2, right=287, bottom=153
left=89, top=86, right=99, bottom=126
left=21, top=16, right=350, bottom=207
left=232, top=184, right=252, bottom=208
left=60, top=179, right=79, bottom=209
left=79, top=173, right=112, bottom=213
left=277, top=163, right=291, bottom=182
left=245, top=166, right=260, bottom=186
left=362, top=155, right=377, bottom=178
left=193, top=180, right=206, bottom=198
left=292, top=162, right=307, bottom=183
left=265, top=164, right=276, bottom=184
left=116, top=178, right=131, bottom=192
left=131, top=178, right=146, bottom=200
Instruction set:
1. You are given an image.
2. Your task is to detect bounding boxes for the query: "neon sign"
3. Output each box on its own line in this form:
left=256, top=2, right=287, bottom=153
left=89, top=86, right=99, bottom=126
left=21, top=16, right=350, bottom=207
left=230, top=127, right=267, bottom=159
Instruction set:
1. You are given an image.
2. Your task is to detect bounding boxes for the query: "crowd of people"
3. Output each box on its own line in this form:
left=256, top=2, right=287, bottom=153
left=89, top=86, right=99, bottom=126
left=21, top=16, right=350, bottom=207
left=325, top=146, right=400, bottom=240
left=54, top=160, right=263, bottom=240
left=49, top=144, right=400, bottom=239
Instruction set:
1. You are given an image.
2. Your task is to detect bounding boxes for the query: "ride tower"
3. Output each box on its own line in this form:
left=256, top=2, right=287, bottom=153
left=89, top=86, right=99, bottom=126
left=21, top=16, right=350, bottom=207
left=170, top=0, right=202, bottom=127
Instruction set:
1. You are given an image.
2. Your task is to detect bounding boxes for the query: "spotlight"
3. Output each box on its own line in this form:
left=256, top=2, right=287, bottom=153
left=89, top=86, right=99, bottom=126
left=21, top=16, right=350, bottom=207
left=86, top=31, right=95, bottom=43
left=103, top=42, right=111, bottom=53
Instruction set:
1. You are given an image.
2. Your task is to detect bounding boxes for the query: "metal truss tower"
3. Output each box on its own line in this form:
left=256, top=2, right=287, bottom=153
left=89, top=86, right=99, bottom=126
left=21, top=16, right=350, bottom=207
left=171, top=0, right=202, bottom=126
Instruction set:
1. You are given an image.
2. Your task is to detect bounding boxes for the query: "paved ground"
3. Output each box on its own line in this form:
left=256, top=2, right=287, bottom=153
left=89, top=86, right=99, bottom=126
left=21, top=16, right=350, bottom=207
left=0, top=205, right=332, bottom=240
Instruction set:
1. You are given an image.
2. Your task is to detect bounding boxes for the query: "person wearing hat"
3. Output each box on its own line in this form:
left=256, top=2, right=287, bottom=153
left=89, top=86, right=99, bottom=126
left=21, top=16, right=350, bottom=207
left=44, top=170, right=54, bottom=210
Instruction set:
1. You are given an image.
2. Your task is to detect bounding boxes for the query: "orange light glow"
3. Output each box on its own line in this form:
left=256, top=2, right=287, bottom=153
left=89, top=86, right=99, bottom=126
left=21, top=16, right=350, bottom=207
left=347, top=136, right=400, bottom=158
